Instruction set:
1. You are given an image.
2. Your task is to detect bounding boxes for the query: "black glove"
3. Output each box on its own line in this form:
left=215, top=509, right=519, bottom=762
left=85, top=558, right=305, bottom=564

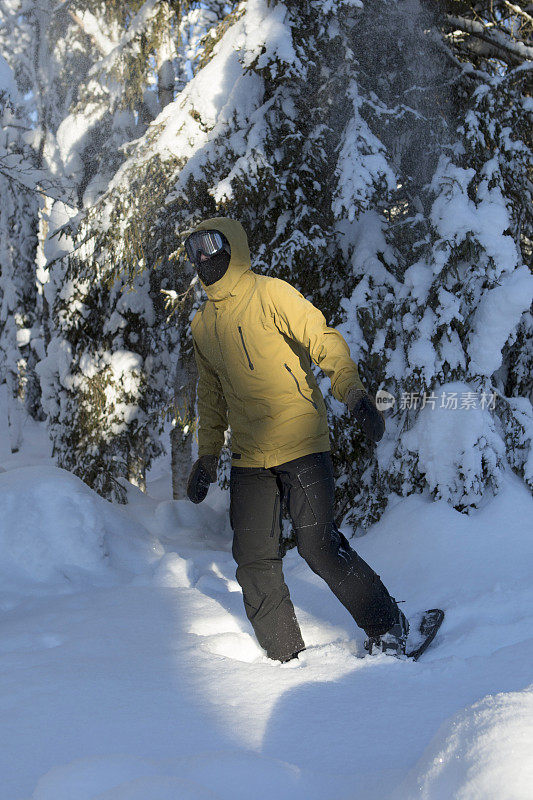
left=186, top=454, right=218, bottom=504
left=345, top=387, right=385, bottom=443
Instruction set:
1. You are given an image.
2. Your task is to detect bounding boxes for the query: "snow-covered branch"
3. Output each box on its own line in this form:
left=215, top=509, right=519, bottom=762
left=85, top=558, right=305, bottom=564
left=67, top=9, right=116, bottom=57
left=502, top=0, right=533, bottom=26
left=87, top=0, right=161, bottom=78
left=445, top=13, right=533, bottom=65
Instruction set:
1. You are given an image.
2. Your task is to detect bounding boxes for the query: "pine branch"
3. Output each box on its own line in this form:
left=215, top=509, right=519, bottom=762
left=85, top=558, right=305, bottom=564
left=502, top=1, right=533, bottom=26
left=445, top=13, right=533, bottom=65
left=68, top=9, right=115, bottom=57
left=0, top=157, right=68, bottom=202
left=427, top=29, right=492, bottom=81
left=87, top=0, right=162, bottom=78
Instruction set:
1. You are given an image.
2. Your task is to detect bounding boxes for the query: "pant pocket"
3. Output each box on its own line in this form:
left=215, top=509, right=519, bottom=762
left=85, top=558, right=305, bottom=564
left=229, top=470, right=279, bottom=534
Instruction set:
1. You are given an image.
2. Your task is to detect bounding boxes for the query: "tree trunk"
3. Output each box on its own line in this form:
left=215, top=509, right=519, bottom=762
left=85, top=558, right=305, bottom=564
left=171, top=424, right=192, bottom=500
left=6, top=369, right=24, bottom=454
left=36, top=193, right=53, bottom=351
left=127, top=441, right=146, bottom=493
left=158, top=59, right=175, bottom=111
left=170, top=351, right=197, bottom=500
left=157, top=13, right=175, bottom=112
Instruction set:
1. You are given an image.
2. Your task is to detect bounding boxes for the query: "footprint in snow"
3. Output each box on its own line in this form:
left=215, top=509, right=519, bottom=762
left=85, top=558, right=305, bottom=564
left=200, top=631, right=263, bottom=663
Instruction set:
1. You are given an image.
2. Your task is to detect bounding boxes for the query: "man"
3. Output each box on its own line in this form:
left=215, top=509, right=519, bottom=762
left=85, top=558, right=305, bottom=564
left=185, top=217, right=408, bottom=662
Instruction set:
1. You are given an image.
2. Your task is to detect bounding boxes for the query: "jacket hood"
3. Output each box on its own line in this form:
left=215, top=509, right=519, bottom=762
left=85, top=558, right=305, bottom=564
left=190, top=217, right=251, bottom=301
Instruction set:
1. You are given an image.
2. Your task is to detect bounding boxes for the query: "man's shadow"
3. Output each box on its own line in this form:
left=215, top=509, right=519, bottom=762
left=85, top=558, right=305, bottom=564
left=259, top=620, right=533, bottom=800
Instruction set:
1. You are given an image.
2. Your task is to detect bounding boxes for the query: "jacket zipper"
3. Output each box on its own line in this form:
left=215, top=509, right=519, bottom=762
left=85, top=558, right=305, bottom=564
left=238, top=326, right=254, bottom=370
left=284, top=363, right=318, bottom=409
left=214, top=306, right=232, bottom=388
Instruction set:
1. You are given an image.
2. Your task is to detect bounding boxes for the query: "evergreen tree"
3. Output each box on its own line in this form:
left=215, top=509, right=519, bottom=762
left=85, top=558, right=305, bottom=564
left=51, top=0, right=532, bottom=523
left=75, top=0, right=359, bottom=501
left=333, top=0, right=533, bottom=527
left=13, top=0, right=530, bottom=528
left=37, top=2, right=228, bottom=500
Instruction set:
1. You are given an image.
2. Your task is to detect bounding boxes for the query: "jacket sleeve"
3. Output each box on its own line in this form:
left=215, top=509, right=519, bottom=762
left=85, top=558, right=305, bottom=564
left=192, top=335, right=228, bottom=458
left=268, top=278, right=365, bottom=403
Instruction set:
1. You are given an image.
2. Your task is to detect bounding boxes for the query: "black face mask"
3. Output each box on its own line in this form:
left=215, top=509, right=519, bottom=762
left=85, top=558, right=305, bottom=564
left=197, top=250, right=231, bottom=286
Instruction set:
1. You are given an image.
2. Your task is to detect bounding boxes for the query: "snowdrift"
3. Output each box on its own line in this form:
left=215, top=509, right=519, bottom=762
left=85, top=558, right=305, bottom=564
left=397, top=688, right=533, bottom=800
left=0, top=465, right=161, bottom=597
left=0, top=458, right=531, bottom=800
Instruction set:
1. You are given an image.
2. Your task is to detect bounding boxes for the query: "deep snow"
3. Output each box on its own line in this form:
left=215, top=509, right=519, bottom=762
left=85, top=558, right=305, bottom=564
left=0, top=385, right=532, bottom=800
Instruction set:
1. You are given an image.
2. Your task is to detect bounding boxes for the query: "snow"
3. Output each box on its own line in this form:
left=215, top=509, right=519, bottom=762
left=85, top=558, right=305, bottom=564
left=430, top=157, right=519, bottom=275
left=468, top=265, right=533, bottom=377
left=397, top=688, right=533, bottom=800
left=402, top=260, right=434, bottom=305
left=402, top=380, right=506, bottom=508
left=0, top=465, right=161, bottom=596
left=407, top=307, right=437, bottom=383
left=56, top=102, right=107, bottom=178
left=0, top=465, right=107, bottom=585
left=91, top=0, right=307, bottom=227
left=334, top=82, right=397, bottom=220
left=344, top=210, right=400, bottom=290
left=108, top=0, right=295, bottom=192
left=74, top=9, right=115, bottom=58
left=241, top=1, right=300, bottom=73
left=41, top=200, right=77, bottom=269
left=0, top=52, right=19, bottom=103
left=0, top=384, right=532, bottom=799
left=30, top=753, right=321, bottom=800
left=86, top=0, right=162, bottom=78
left=107, top=350, right=143, bottom=387
left=115, top=271, right=155, bottom=325
left=36, top=337, right=75, bottom=419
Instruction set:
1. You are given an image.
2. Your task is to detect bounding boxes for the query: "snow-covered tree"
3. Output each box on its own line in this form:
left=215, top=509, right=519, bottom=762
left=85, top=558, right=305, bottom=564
left=106, top=0, right=357, bottom=500
left=332, top=0, right=533, bottom=527
left=35, top=2, right=229, bottom=500
left=47, top=0, right=531, bottom=523
left=4, top=0, right=528, bottom=526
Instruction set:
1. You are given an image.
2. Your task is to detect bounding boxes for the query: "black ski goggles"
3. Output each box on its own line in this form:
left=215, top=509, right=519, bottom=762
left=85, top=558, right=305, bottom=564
left=184, top=230, right=228, bottom=263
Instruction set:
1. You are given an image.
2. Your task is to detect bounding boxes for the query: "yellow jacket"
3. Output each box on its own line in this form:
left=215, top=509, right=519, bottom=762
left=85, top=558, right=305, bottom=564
left=190, top=217, right=365, bottom=468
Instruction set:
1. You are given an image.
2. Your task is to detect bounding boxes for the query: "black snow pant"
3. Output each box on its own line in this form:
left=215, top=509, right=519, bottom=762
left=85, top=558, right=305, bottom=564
left=229, top=451, right=397, bottom=662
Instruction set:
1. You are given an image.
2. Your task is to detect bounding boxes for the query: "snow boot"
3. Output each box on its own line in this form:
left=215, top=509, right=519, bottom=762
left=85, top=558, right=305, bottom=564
left=364, top=604, right=409, bottom=658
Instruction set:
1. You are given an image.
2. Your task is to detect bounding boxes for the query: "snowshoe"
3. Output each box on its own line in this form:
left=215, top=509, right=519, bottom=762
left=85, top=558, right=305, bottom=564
left=405, top=608, right=444, bottom=661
